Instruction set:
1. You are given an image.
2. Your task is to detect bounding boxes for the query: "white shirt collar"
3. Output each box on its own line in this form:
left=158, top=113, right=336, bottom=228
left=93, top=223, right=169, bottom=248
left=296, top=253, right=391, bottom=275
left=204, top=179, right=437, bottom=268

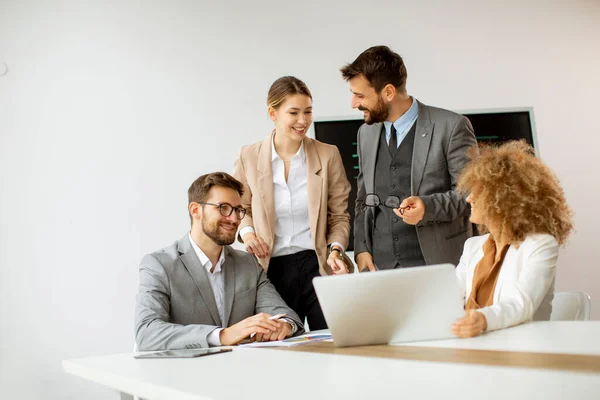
left=271, top=132, right=306, bottom=163
left=188, top=233, right=225, bottom=274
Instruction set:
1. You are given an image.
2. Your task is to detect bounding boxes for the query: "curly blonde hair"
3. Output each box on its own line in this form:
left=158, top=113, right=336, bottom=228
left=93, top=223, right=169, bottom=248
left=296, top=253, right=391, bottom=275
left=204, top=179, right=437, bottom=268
left=457, top=141, right=573, bottom=246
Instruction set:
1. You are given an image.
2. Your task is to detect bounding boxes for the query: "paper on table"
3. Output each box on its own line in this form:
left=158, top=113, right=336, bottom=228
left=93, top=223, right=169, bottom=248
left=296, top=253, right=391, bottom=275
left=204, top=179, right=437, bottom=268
left=239, top=333, right=332, bottom=348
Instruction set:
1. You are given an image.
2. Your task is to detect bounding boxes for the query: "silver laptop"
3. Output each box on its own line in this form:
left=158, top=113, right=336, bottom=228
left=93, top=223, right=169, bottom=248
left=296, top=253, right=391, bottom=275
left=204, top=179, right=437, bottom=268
left=313, top=264, right=464, bottom=347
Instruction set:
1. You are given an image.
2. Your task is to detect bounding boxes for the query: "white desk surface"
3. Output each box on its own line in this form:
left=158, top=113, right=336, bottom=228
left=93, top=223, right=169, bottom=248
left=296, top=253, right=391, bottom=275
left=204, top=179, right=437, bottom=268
left=63, top=321, right=600, bottom=400
left=396, top=321, right=600, bottom=355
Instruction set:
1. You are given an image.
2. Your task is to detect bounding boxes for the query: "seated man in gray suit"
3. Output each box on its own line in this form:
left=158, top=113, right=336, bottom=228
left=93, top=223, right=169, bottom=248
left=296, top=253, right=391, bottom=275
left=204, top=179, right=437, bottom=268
left=135, top=172, right=304, bottom=350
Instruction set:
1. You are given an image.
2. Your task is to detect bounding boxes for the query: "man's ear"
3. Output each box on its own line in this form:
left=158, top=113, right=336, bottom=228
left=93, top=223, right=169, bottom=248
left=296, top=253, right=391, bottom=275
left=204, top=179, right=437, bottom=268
left=382, top=84, right=397, bottom=101
left=189, top=202, right=202, bottom=223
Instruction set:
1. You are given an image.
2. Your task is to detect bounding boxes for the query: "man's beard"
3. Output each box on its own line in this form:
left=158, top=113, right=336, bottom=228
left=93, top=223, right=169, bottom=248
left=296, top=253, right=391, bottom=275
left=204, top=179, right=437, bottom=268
left=359, top=95, right=389, bottom=124
left=202, top=218, right=238, bottom=246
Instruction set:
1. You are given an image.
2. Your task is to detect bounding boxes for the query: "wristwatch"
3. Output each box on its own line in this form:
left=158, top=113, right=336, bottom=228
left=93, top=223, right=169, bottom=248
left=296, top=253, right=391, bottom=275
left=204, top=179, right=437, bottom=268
left=328, top=244, right=343, bottom=256
left=281, top=318, right=297, bottom=334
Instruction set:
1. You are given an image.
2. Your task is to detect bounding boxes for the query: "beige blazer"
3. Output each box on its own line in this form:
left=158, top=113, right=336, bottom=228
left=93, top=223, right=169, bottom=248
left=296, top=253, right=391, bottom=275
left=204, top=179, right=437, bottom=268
left=233, top=132, right=351, bottom=275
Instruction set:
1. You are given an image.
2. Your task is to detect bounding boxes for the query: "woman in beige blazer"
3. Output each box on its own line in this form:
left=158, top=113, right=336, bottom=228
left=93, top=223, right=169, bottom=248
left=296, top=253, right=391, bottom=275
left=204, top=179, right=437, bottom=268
left=451, top=141, right=574, bottom=338
left=233, top=76, right=351, bottom=330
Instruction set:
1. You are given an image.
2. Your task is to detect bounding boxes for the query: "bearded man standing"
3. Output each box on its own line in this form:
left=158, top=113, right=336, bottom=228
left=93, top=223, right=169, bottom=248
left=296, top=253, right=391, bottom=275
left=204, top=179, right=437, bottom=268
left=340, top=46, right=478, bottom=272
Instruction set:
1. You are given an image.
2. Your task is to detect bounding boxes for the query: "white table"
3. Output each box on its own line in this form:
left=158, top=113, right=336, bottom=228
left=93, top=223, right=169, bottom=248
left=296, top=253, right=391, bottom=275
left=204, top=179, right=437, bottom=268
left=396, top=321, right=600, bottom=355
left=63, top=322, right=600, bottom=400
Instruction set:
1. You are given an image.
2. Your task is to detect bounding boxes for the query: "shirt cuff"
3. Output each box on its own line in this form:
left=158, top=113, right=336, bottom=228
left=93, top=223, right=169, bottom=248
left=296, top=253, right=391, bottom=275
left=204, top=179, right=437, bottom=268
left=329, top=242, right=345, bottom=253
left=280, top=318, right=297, bottom=334
left=239, top=226, right=256, bottom=241
left=207, top=328, right=224, bottom=347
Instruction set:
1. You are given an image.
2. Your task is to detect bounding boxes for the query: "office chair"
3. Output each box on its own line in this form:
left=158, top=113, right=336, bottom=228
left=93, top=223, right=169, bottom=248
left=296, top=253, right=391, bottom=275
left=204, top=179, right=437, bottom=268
left=550, top=292, right=591, bottom=321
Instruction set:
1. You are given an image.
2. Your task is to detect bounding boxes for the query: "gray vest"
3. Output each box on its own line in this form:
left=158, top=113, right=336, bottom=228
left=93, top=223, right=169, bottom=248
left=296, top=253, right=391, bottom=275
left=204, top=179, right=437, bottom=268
left=372, top=123, right=425, bottom=269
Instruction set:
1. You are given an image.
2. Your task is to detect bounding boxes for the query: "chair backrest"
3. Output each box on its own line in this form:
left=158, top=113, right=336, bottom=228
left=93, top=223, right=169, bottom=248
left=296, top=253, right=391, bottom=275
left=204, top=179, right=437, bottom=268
left=551, top=292, right=591, bottom=321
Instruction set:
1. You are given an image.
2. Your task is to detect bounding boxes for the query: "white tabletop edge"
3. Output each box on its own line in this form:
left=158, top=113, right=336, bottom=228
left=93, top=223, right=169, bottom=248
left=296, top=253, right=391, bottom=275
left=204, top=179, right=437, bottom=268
left=62, top=358, right=215, bottom=400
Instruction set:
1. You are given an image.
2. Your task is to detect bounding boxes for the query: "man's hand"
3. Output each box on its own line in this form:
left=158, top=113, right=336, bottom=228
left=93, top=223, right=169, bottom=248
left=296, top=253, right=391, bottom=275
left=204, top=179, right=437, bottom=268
left=394, top=196, right=425, bottom=225
left=219, top=313, right=280, bottom=345
left=243, top=232, right=270, bottom=258
left=254, top=320, right=293, bottom=342
left=356, top=252, right=376, bottom=272
left=327, top=247, right=348, bottom=275
left=451, top=309, right=488, bottom=338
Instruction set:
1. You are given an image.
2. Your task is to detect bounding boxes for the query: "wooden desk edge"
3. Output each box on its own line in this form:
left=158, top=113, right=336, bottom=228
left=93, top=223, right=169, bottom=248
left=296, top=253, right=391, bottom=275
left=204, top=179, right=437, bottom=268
left=273, top=342, right=600, bottom=374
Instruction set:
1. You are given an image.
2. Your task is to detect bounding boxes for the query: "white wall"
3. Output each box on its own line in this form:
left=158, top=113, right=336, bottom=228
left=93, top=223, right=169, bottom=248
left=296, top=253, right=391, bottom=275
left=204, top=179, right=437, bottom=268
left=1, top=1, right=598, bottom=398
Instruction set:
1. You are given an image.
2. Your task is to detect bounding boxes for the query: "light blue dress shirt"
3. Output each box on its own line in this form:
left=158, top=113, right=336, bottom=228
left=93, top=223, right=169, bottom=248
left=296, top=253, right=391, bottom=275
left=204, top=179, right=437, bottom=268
left=383, top=97, right=419, bottom=148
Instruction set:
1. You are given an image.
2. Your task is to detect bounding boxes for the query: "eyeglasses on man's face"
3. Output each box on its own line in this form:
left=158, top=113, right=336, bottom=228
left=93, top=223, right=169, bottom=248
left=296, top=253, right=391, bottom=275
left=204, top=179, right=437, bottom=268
left=198, top=202, right=247, bottom=220
left=362, top=193, right=410, bottom=215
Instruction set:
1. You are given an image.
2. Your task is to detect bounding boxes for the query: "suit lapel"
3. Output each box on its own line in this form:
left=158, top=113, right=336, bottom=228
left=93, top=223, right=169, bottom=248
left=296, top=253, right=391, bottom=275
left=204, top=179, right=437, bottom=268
left=257, top=132, right=276, bottom=239
left=221, top=247, right=235, bottom=327
left=304, top=137, right=322, bottom=243
left=177, top=235, right=222, bottom=326
left=412, top=100, right=434, bottom=195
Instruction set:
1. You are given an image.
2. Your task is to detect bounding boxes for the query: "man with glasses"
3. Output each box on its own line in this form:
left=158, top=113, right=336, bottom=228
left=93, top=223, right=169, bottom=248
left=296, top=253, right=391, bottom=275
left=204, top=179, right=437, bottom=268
left=134, top=172, right=303, bottom=350
left=341, top=46, right=478, bottom=272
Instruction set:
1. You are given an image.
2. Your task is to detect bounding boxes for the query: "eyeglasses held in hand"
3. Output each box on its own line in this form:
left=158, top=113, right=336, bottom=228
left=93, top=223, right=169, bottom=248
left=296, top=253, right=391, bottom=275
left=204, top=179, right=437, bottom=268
left=362, top=193, right=411, bottom=215
left=198, top=202, right=247, bottom=220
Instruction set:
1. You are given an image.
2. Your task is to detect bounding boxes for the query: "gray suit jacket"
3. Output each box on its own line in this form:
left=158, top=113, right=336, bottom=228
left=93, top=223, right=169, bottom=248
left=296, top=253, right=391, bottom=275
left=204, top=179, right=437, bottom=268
left=354, top=100, right=478, bottom=266
left=134, top=234, right=304, bottom=351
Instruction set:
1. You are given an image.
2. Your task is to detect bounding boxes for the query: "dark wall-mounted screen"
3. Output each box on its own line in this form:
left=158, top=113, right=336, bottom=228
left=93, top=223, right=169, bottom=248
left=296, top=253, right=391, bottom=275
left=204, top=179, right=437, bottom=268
left=313, top=110, right=535, bottom=252
left=465, top=111, right=535, bottom=146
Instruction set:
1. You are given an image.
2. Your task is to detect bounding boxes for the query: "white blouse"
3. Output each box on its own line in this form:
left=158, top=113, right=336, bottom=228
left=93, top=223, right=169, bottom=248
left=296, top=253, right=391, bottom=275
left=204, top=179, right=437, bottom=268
left=269, top=139, right=313, bottom=257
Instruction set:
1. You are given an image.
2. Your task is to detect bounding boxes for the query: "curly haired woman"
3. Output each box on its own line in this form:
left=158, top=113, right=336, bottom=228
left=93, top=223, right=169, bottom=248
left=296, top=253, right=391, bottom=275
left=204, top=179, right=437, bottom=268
left=451, top=141, right=574, bottom=338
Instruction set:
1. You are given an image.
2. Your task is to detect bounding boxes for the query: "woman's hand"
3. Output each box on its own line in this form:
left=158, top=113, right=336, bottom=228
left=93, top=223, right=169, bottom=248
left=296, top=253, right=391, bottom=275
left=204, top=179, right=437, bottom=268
left=242, top=232, right=270, bottom=258
left=451, top=309, right=488, bottom=338
left=327, top=247, right=348, bottom=275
